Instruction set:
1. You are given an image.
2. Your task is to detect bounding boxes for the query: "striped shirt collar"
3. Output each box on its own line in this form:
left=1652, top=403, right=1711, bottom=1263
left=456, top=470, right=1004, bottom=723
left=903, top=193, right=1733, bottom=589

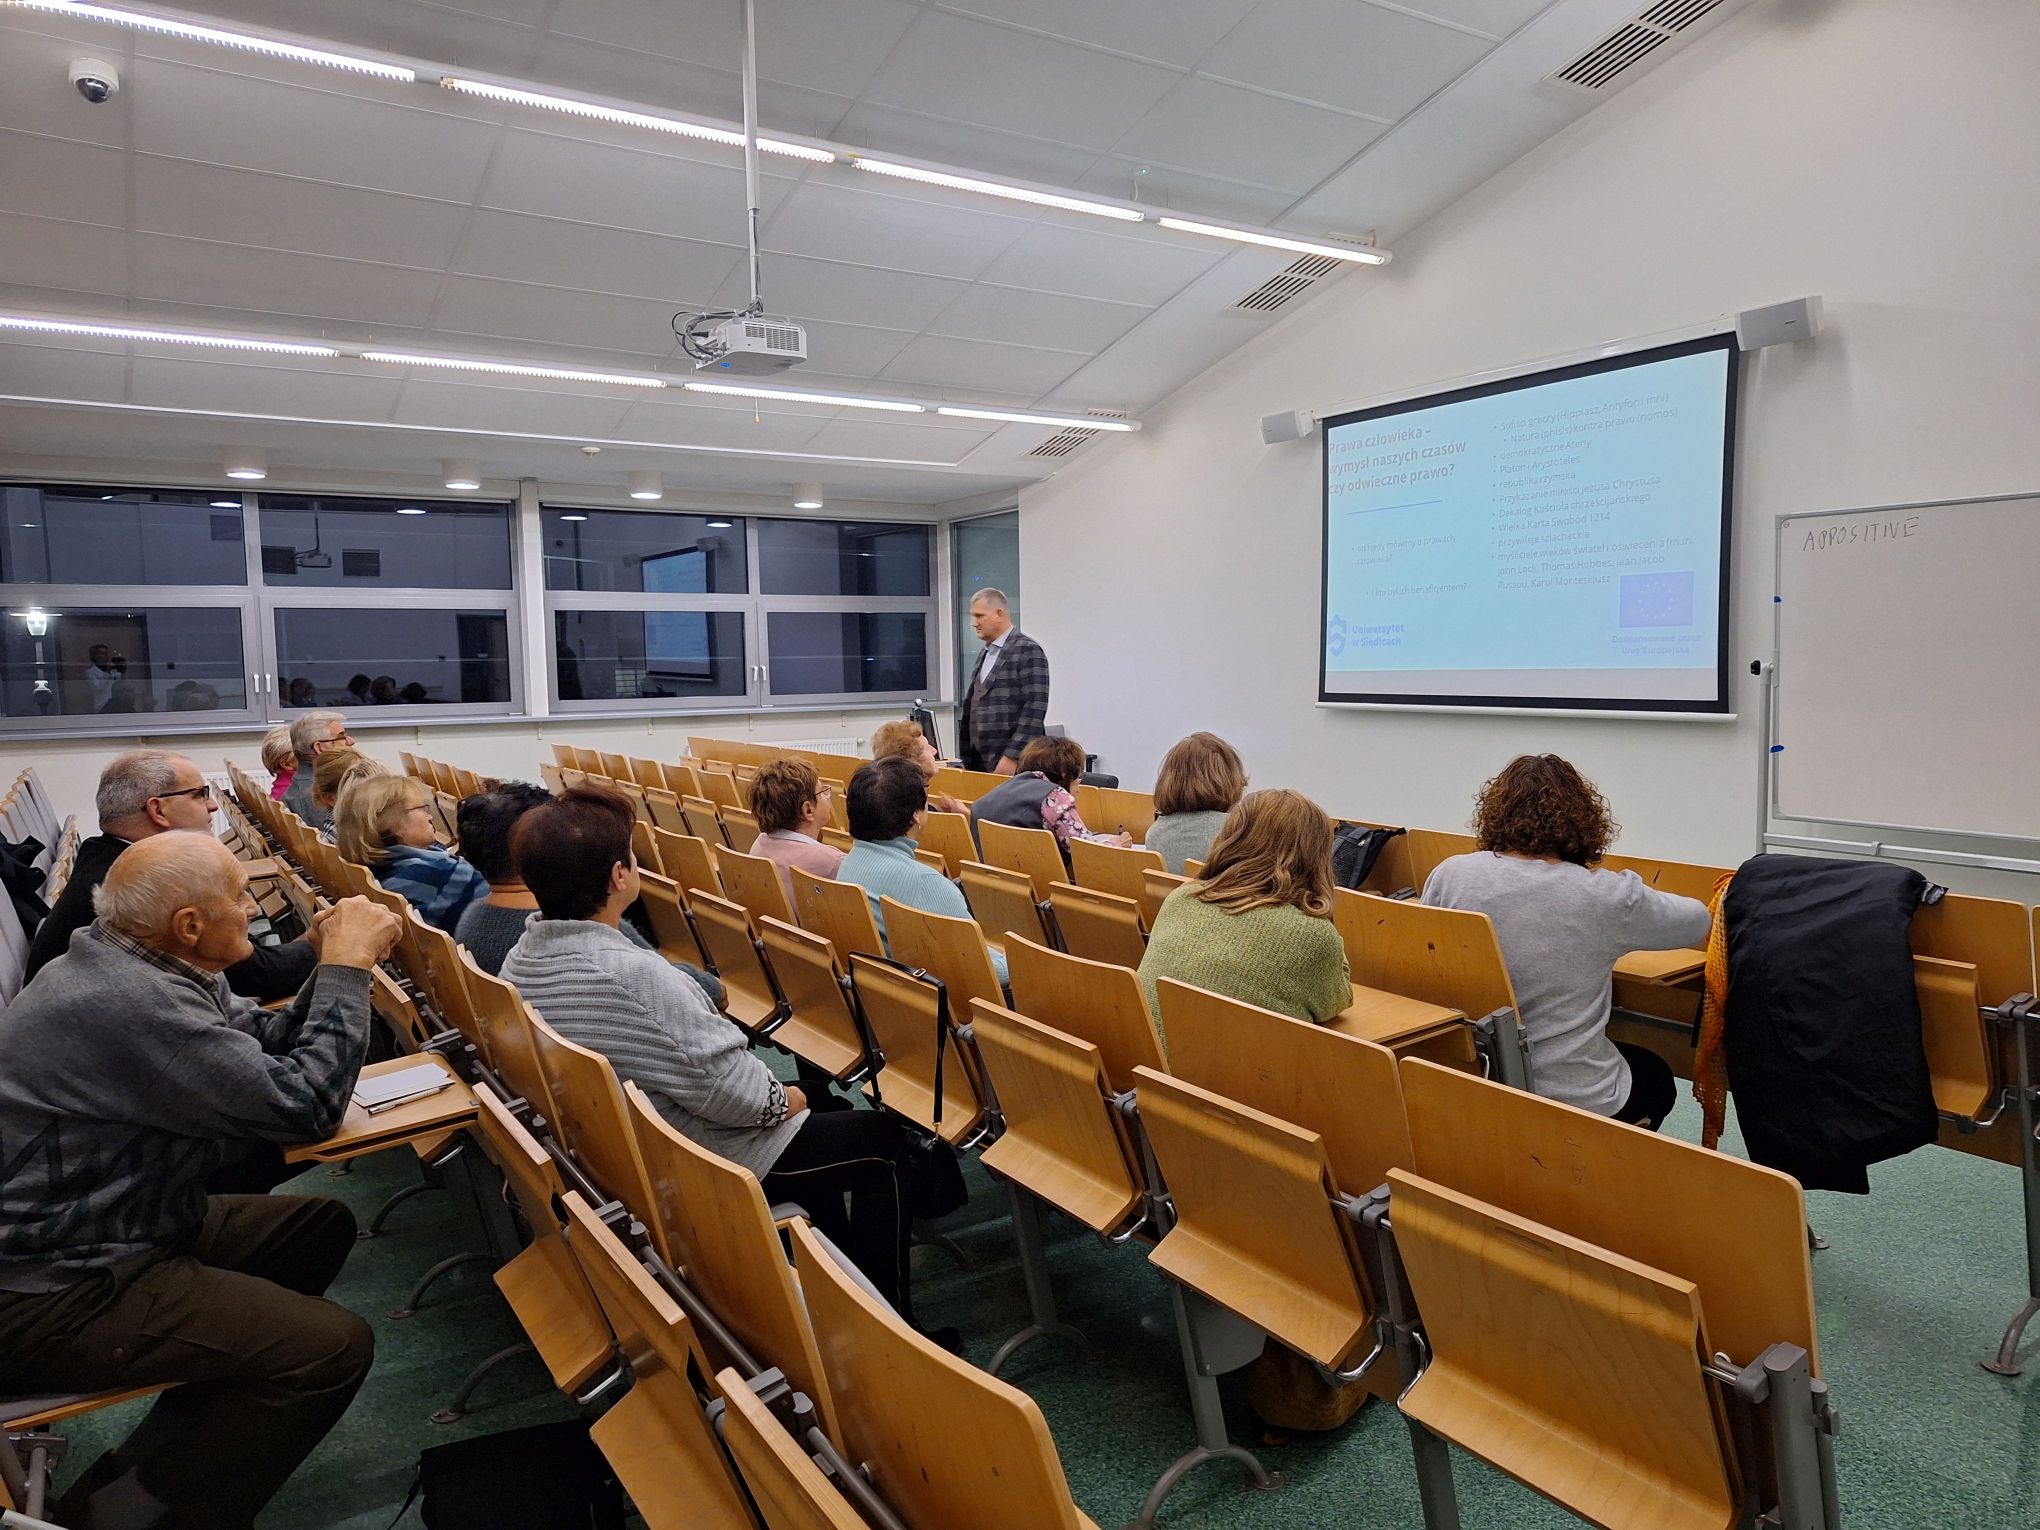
left=91, top=921, right=225, bottom=995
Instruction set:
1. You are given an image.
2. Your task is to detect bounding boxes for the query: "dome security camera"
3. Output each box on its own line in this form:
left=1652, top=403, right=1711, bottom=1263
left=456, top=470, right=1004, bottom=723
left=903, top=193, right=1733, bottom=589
left=69, top=58, right=119, bottom=104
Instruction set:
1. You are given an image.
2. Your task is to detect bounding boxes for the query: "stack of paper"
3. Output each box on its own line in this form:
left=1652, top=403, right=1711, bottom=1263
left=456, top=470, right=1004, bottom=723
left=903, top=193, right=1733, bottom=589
left=352, top=1062, right=455, bottom=1115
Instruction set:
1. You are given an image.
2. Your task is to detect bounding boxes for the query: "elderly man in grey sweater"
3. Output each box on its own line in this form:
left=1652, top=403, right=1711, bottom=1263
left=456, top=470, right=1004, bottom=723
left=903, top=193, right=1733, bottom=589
left=0, top=832, right=402, bottom=1530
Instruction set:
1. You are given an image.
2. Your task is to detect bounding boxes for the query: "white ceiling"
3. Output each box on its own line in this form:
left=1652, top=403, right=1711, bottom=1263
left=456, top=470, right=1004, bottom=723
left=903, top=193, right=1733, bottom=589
left=0, top=0, right=1699, bottom=506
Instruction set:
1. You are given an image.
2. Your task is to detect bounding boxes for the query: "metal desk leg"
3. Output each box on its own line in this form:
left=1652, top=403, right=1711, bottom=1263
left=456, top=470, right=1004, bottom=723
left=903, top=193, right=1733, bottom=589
left=1985, top=996, right=2040, bottom=1376
left=987, top=1184, right=1088, bottom=1375
left=1126, top=1288, right=1282, bottom=1530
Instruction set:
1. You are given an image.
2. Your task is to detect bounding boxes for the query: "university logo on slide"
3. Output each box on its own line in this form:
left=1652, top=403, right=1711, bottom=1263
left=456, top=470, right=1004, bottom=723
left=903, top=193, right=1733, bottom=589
left=1326, top=615, right=1348, bottom=658
left=1618, top=570, right=1695, bottom=628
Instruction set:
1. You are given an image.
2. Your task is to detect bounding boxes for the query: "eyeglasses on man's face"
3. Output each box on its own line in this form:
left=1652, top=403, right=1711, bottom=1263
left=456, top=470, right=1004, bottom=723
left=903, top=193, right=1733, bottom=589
left=156, top=783, right=215, bottom=805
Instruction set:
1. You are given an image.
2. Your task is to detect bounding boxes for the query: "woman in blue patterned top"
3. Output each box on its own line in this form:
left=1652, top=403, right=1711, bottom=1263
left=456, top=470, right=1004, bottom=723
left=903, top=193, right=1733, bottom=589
left=336, top=774, right=487, bottom=933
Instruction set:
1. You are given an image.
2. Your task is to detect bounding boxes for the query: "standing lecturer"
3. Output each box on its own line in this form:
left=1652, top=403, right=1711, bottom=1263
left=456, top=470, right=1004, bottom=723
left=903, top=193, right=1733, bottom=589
left=957, top=588, right=1049, bottom=776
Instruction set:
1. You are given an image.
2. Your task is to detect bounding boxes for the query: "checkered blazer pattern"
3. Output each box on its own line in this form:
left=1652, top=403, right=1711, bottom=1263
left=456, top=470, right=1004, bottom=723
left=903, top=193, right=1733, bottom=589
left=959, top=629, right=1050, bottom=771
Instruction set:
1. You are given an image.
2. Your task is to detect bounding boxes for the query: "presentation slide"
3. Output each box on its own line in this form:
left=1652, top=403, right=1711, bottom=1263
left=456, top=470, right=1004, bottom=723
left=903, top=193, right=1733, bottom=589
left=1319, top=333, right=1736, bottom=712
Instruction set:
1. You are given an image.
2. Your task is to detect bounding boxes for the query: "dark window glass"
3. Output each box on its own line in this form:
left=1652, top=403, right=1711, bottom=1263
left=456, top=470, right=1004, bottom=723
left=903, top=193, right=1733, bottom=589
left=767, top=612, right=927, bottom=696
left=259, top=496, right=512, bottom=589
left=1, top=605, right=246, bottom=718
left=756, top=520, right=930, bottom=597
left=274, top=608, right=511, bottom=708
left=540, top=510, right=748, bottom=594
left=553, top=610, right=747, bottom=703
left=0, top=486, right=248, bottom=585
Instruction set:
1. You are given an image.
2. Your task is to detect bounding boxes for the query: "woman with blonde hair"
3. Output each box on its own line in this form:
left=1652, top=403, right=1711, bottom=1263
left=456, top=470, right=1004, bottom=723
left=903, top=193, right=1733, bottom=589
left=870, top=718, right=967, bottom=816
left=1145, top=732, right=1247, bottom=874
left=1137, top=788, right=1350, bottom=1035
left=335, top=773, right=486, bottom=932
left=260, top=725, right=298, bottom=802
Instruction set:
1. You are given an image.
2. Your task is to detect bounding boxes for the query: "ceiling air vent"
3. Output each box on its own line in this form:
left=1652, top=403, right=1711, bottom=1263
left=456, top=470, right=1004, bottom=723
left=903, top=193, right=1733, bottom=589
left=1233, top=253, right=1348, bottom=315
left=1026, top=410, right=1132, bottom=460
left=1547, top=0, right=1731, bottom=94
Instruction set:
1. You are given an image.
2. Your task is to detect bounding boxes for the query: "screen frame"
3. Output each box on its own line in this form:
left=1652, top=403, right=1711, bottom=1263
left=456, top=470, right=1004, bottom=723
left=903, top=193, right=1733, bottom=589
left=1316, top=330, right=1739, bottom=715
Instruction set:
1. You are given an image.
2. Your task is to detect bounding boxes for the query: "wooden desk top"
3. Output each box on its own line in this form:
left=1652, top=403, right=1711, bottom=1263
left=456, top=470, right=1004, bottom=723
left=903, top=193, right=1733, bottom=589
left=1612, top=948, right=1706, bottom=985
left=285, top=1053, right=476, bottom=1164
left=1330, top=984, right=1464, bottom=1045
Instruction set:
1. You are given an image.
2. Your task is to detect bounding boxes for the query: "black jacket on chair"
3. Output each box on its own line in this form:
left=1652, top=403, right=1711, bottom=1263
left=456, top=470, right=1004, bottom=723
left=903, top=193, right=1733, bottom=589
left=1722, top=854, right=1940, bottom=1193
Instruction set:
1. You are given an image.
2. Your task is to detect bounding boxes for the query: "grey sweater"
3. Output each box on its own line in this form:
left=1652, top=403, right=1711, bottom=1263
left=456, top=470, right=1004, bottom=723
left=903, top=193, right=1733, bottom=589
left=1144, top=810, right=1229, bottom=876
left=0, top=925, right=372, bottom=1287
left=501, top=918, right=804, bottom=1178
left=1422, top=852, right=1711, bottom=1115
left=454, top=899, right=724, bottom=1008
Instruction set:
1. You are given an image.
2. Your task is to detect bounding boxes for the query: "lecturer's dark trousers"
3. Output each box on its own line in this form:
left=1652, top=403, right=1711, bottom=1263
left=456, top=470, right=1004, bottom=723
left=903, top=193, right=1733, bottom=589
left=0, top=1194, right=373, bottom=1530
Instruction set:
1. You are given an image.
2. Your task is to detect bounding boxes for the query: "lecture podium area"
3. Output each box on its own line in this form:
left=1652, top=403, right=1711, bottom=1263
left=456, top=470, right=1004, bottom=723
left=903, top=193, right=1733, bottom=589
left=13, top=737, right=2038, bottom=1530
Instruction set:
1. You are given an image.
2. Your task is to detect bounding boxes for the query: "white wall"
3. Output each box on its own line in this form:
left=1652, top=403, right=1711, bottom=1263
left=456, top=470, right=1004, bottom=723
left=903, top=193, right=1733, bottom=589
left=1020, top=0, right=2040, bottom=893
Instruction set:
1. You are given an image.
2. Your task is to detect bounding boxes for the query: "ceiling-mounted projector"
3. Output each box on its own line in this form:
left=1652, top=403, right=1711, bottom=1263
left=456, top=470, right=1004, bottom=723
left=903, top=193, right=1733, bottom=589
left=691, top=314, right=808, bottom=375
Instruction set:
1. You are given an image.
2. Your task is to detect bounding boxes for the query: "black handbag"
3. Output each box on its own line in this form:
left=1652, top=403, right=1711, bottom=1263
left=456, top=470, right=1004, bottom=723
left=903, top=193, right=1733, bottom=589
left=1330, top=824, right=1405, bottom=890
left=394, top=1420, right=625, bottom=1529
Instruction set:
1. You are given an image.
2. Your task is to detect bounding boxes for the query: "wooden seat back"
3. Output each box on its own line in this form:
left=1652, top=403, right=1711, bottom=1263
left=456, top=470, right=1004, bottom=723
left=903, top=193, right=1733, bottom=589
left=540, top=762, right=566, bottom=795
left=1398, top=1057, right=1816, bottom=1368
left=524, top=1010, right=658, bottom=1244
left=1066, top=838, right=1164, bottom=905
left=958, top=860, right=1053, bottom=954
left=1157, top=978, right=1413, bottom=1199
left=1911, top=893, right=2036, bottom=1153
left=688, top=891, right=786, bottom=1032
left=1003, top=934, right=1165, bottom=1094
left=698, top=769, right=744, bottom=813
left=1333, top=889, right=1518, bottom=1022
left=1132, top=1066, right=1373, bottom=1370
left=916, top=812, right=977, bottom=878
left=846, top=955, right=982, bottom=1144
left=1138, top=869, right=1190, bottom=928
left=625, top=1082, right=837, bottom=1439
left=662, top=762, right=704, bottom=800
left=972, top=1002, right=1143, bottom=1235
left=715, top=1368, right=866, bottom=1530
left=928, top=765, right=1007, bottom=806
left=460, top=964, right=555, bottom=1119
left=714, top=845, right=796, bottom=927
left=635, top=869, right=712, bottom=969
left=879, top=896, right=1005, bottom=1016
left=610, top=777, right=651, bottom=824
left=629, top=757, right=667, bottom=792
left=723, top=806, right=762, bottom=854
left=977, top=820, right=1066, bottom=904
left=683, top=795, right=731, bottom=848
left=597, top=751, right=633, bottom=784
left=788, top=1219, right=1094, bottom=1530
left=790, top=867, right=886, bottom=963
left=652, top=830, right=722, bottom=903
left=756, top=917, right=871, bottom=1081
left=1404, top=828, right=1478, bottom=884
left=1046, top=882, right=1147, bottom=970
left=631, top=818, right=661, bottom=876
left=1071, top=785, right=1157, bottom=843
left=1390, top=1169, right=1737, bottom=1530
left=645, top=787, right=688, bottom=834
left=560, top=1193, right=754, bottom=1529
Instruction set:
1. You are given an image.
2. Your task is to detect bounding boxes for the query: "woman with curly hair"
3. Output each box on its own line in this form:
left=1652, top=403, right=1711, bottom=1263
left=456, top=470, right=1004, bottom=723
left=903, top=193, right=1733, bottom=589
left=1422, top=754, right=1709, bottom=1130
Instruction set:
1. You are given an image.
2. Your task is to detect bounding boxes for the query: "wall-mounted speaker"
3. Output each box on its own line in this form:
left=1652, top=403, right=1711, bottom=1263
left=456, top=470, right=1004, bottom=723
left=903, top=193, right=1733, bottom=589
left=1260, top=409, right=1316, bottom=445
left=1736, top=295, right=1823, bottom=351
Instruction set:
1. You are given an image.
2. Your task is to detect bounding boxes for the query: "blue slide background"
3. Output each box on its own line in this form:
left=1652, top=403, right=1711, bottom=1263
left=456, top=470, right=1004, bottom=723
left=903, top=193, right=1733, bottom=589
left=1322, top=346, right=1729, bottom=695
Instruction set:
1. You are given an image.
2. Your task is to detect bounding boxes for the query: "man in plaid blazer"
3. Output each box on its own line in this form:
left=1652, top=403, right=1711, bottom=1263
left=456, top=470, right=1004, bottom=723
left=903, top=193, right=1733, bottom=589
left=958, top=588, right=1050, bottom=775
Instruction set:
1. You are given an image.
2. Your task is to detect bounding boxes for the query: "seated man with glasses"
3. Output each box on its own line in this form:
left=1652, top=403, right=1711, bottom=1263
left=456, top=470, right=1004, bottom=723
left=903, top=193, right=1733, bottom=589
left=24, top=750, right=322, bottom=1004
left=281, top=709, right=353, bottom=831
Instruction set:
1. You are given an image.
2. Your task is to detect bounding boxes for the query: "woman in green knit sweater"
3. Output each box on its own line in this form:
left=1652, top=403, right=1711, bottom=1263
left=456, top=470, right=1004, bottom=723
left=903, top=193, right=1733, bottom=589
left=1138, top=787, right=1351, bottom=1043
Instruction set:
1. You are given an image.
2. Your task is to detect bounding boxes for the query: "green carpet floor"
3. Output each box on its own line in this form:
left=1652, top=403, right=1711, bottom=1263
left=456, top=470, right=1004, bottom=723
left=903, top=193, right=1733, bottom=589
left=52, top=1092, right=2040, bottom=1528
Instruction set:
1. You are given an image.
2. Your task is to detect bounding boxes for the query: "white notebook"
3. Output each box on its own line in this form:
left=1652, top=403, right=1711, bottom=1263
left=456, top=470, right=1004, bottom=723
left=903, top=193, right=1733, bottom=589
left=352, top=1062, right=454, bottom=1115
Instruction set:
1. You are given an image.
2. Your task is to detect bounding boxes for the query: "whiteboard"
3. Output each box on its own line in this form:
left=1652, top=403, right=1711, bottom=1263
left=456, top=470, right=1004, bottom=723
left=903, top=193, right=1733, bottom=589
left=1773, top=492, right=2040, bottom=842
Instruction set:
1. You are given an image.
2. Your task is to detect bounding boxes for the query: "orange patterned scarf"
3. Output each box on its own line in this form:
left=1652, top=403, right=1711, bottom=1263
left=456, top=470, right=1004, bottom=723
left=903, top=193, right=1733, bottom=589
left=1691, top=870, right=1737, bottom=1148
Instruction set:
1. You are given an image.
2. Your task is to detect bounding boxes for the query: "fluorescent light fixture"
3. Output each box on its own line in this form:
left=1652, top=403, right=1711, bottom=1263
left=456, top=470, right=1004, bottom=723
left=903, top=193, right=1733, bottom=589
left=935, top=406, right=1139, bottom=432
left=791, top=481, right=823, bottom=511
left=224, top=447, right=267, bottom=481
left=850, top=157, right=1143, bottom=222
left=440, top=78, right=834, bottom=162
left=441, top=456, right=481, bottom=491
left=705, top=517, right=735, bottom=528
left=396, top=505, right=427, bottom=515
left=628, top=471, right=663, bottom=501
left=13, top=2, right=415, bottom=80
left=208, top=500, right=239, bottom=509
left=1155, top=217, right=1390, bottom=265
left=0, top=312, right=339, bottom=357
left=683, top=381, right=923, bottom=413
left=360, top=349, right=667, bottom=389
left=559, top=512, right=588, bottom=522
left=23, top=608, right=50, bottom=637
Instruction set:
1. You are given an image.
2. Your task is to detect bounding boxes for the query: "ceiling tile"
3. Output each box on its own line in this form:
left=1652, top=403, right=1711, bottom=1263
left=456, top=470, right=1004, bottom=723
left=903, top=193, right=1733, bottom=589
left=133, top=159, right=471, bottom=270
left=926, top=283, right=1148, bottom=353
left=391, top=376, right=634, bottom=437
left=605, top=399, right=829, bottom=452
left=133, top=233, right=445, bottom=327
left=879, top=333, right=1087, bottom=395
left=131, top=62, right=501, bottom=202
left=546, top=0, right=921, bottom=100
left=1199, top=0, right=1495, bottom=120
left=1110, top=75, right=1385, bottom=192
left=1386, top=0, right=1552, bottom=37
left=0, top=339, right=132, bottom=400
left=190, top=0, right=547, bottom=65
left=429, top=276, right=688, bottom=357
left=794, top=319, right=919, bottom=379
left=863, top=11, right=1181, bottom=152
left=827, top=103, right=1104, bottom=189
left=710, top=255, right=968, bottom=334
left=0, top=212, right=131, bottom=296
left=938, top=0, right=1260, bottom=67
left=477, top=128, right=790, bottom=245
left=979, top=223, right=1220, bottom=306
left=764, top=180, right=1033, bottom=282
left=0, top=132, right=127, bottom=228
left=450, top=210, right=742, bottom=307
left=130, top=354, right=406, bottom=417
left=800, top=418, right=996, bottom=462
left=1075, top=156, right=1297, bottom=225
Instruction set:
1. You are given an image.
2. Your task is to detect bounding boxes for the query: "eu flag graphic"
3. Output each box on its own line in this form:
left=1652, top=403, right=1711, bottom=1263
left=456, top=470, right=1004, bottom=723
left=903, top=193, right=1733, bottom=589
left=1618, top=570, right=1695, bottom=628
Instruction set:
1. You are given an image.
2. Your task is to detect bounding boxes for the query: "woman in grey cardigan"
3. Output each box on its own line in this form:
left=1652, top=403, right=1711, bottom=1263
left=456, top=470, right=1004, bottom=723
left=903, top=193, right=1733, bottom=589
left=500, top=786, right=920, bottom=1317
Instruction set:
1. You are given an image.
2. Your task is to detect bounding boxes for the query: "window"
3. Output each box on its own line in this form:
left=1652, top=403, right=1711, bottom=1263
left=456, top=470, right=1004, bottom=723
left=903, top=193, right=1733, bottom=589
left=541, top=510, right=747, bottom=593
left=274, top=608, right=512, bottom=708
left=757, top=519, right=930, bottom=596
left=553, top=610, right=748, bottom=702
left=952, top=509, right=1018, bottom=695
left=258, top=496, right=512, bottom=589
left=2, top=605, right=247, bottom=719
left=0, top=486, right=249, bottom=586
left=767, top=612, right=928, bottom=696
